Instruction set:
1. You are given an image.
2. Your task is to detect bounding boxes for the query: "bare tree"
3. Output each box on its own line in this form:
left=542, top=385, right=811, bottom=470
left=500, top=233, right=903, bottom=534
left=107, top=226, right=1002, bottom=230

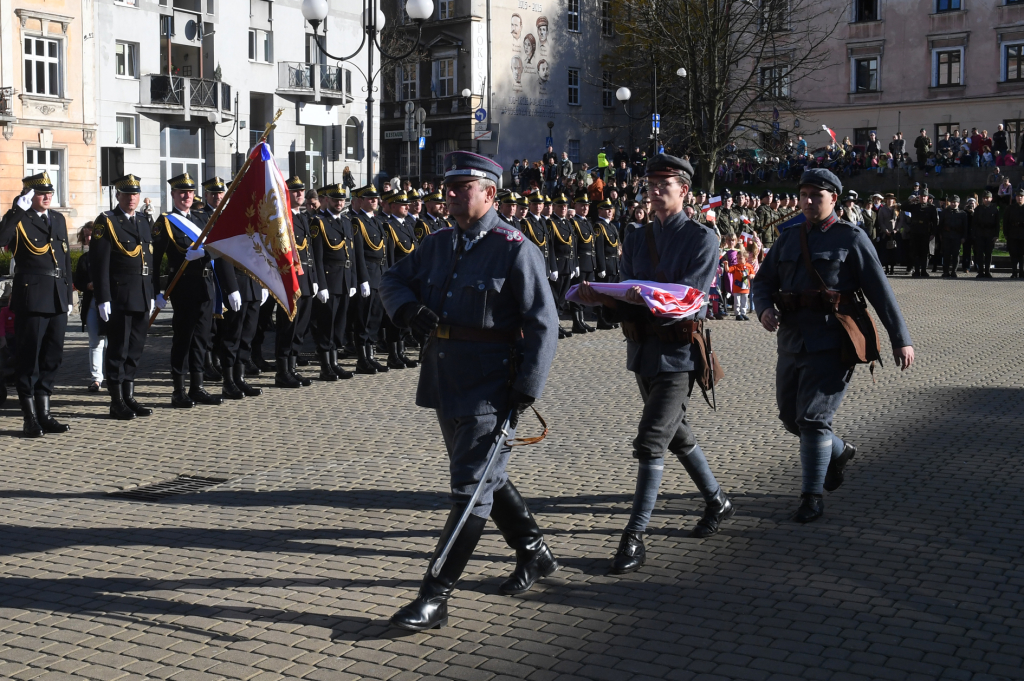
left=609, top=0, right=841, bottom=192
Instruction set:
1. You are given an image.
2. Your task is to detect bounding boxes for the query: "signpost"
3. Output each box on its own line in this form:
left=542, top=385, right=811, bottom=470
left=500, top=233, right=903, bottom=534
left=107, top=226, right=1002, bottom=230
left=474, top=108, right=487, bottom=122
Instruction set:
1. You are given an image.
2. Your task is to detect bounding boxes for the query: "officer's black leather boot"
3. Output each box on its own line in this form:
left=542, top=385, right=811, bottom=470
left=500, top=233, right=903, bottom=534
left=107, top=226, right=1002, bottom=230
left=398, top=341, right=418, bottom=368
left=108, top=382, right=136, bottom=421
left=692, top=488, right=736, bottom=538
left=390, top=505, right=487, bottom=632
left=203, top=351, right=222, bottom=381
left=289, top=355, right=312, bottom=386
left=188, top=372, right=223, bottom=406
left=355, top=344, right=377, bottom=375
left=35, top=394, right=69, bottom=433
left=596, top=307, right=614, bottom=330
left=387, top=342, right=406, bottom=370
left=367, top=343, right=389, bottom=373
left=329, top=349, right=353, bottom=379
left=171, top=373, right=194, bottom=408
left=122, top=380, right=153, bottom=416
left=581, top=310, right=595, bottom=333
left=490, top=481, right=559, bottom=595
left=19, top=396, right=44, bottom=438
left=244, top=358, right=261, bottom=376
left=221, top=368, right=245, bottom=400
left=792, top=494, right=824, bottom=523
left=317, top=351, right=339, bottom=381
left=571, top=310, right=587, bottom=334
left=251, top=344, right=273, bottom=373
left=610, top=530, right=646, bottom=574
left=234, top=364, right=262, bottom=397
left=275, top=358, right=301, bottom=388
left=823, top=441, right=857, bottom=492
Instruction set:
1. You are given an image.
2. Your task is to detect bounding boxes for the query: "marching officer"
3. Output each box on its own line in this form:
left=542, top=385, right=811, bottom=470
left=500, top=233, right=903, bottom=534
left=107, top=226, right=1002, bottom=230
left=349, top=184, right=389, bottom=374
left=380, top=151, right=559, bottom=632
left=592, top=197, right=620, bottom=330
left=415, top=190, right=446, bottom=242
left=0, top=172, right=74, bottom=437
left=569, top=193, right=596, bottom=333
left=752, top=168, right=914, bottom=523
left=383, top=190, right=419, bottom=369
left=90, top=174, right=156, bottom=420
left=548, top=194, right=577, bottom=338
left=275, top=176, right=320, bottom=388
left=939, top=195, right=968, bottom=278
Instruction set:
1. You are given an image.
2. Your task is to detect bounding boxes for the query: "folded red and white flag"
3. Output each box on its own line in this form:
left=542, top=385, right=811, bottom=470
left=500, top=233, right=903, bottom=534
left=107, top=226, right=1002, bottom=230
left=565, top=280, right=705, bottom=319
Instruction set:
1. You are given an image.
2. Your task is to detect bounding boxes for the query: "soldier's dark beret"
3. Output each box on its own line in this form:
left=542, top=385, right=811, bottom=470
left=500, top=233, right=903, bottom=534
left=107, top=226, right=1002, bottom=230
left=644, top=153, right=694, bottom=180
left=722, top=188, right=732, bottom=198
left=982, top=190, right=993, bottom=198
left=760, top=190, right=772, bottom=199
left=798, top=168, right=842, bottom=195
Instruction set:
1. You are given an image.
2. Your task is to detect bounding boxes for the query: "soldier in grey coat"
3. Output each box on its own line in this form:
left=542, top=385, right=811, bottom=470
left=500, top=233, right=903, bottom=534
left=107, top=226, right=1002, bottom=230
left=752, top=169, right=915, bottom=523
left=380, top=151, right=560, bottom=632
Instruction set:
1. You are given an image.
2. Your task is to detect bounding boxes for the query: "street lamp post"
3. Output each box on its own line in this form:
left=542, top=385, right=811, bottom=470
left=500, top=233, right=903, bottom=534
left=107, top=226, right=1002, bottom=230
left=301, top=0, right=434, bottom=186
left=616, top=65, right=687, bottom=158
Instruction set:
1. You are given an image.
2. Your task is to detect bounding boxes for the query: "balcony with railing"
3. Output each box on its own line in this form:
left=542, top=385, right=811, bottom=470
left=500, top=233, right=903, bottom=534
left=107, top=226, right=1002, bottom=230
left=277, top=62, right=352, bottom=103
left=138, top=75, right=233, bottom=120
left=0, top=87, right=15, bottom=121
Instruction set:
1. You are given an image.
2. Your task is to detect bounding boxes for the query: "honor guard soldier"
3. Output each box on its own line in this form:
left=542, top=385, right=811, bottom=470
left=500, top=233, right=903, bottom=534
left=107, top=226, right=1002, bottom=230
left=310, top=184, right=364, bottom=381
left=569, top=193, right=596, bottom=334
left=497, top=191, right=519, bottom=226
left=592, top=198, right=621, bottom=330
left=407, top=188, right=423, bottom=223
left=349, top=184, right=390, bottom=374
left=752, top=168, right=914, bottom=523
left=380, top=151, right=560, bottom=632
left=548, top=194, right=577, bottom=338
left=938, top=195, right=968, bottom=278
left=1005, top=189, right=1024, bottom=278
left=906, top=190, right=939, bottom=278
left=275, top=176, right=321, bottom=387
left=91, top=174, right=156, bottom=420
left=415, top=190, right=446, bottom=242
left=971, top=191, right=1001, bottom=279
left=382, top=190, right=419, bottom=369
left=577, top=154, right=734, bottom=574
left=515, top=193, right=529, bottom=220
left=152, top=172, right=231, bottom=408
left=0, top=172, right=74, bottom=437
left=521, top=192, right=551, bottom=270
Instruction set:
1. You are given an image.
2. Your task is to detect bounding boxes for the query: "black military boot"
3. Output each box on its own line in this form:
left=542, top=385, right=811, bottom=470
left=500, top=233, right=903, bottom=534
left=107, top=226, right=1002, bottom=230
left=317, top=351, right=339, bottom=381
left=203, top=351, right=222, bottom=381
left=355, top=344, right=377, bottom=375
left=580, top=310, right=596, bottom=333
left=490, top=481, right=560, bottom=595
left=234, top=364, right=262, bottom=397
left=289, top=355, right=312, bottom=386
left=122, top=380, right=153, bottom=416
left=387, top=342, right=406, bottom=370
left=108, top=382, right=136, bottom=421
left=596, top=307, right=614, bottom=330
left=19, top=396, right=44, bottom=438
left=823, top=441, right=857, bottom=492
left=792, top=494, right=824, bottom=523
left=221, top=366, right=245, bottom=400
left=691, top=488, right=735, bottom=538
left=571, top=310, right=588, bottom=334
left=189, top=372, right=223, bottom=406
left=610, top=530, right=646, bottom=574
left=171, top=373, right=194, bottom=408
left=398, top=341, right=418, bottom=368
left=35, top=394, right=70, bottom=433
left=389, top=505, right=487, bottom=632
left=329, top=349, right=353, bottom=379
left=275, top=357, right=301, bottom=388
left=244, top=358, right=261, bottom=376
left=367, top=343, right=389, bottom=373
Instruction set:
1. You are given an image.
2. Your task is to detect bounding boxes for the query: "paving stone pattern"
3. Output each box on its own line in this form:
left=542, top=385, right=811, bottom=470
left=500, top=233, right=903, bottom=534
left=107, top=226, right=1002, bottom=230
left=1, top=276, right=1022, bottom=681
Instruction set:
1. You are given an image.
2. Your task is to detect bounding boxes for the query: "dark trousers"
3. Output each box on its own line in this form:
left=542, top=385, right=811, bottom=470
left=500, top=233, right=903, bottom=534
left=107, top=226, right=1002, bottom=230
left=550, top=263, right=572, bottom=313
left=383, top=314, right=410, bottom=343
left=275, top=295, right=313, bottom=360
left=104, top=310, right=148, bottom=382
left=353, top=290, right=385, bottom=345
left=976, top=237, right=996, bottom=275
left=437, top=411, right=512, bottom=519
left=569, top=270, right=595, bottom=314
left=1007, top=238, right=1024, bottom=275
left=961, top=237, right=974, bottom=271
left=250, top=299, right=275, bottom=359
left=941, top=237, right=962, bottom=275
left=312, top=293, right=350, bottom=352
left=219, top=299, right=260, bottom=367
left=909, top=235, right=931, bottom=273
left=13, top=311, right=67, bottom=398
left=776, top=349, right=850, bottom=438
left=170, top=295, right=212, bottom=376
left=632, top=371, right=700, bottom=460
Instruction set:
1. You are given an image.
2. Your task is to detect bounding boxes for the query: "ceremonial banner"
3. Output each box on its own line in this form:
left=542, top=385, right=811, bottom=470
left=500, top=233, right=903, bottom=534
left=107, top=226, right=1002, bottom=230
left=203, top=142, right=302, bottom=320
left=565, top=280, right=705, bottom=319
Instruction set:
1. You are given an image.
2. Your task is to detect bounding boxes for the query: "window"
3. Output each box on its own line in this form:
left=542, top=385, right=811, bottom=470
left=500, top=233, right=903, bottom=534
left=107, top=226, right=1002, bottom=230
left=567, top=68, right=580, bottom=105
left=160, top=15, right=174, bottom=37
left=854, top=57, right=878, bottom=92
left=1005, top=119, right=1024, bottom=154
left=345, top=69, right=352, bottom=96
left=601, top=0, right=614, bottom=36
left=398, top=63, right=417, bottom=100
left=935, top=0, right=960, bottom=11
left=159, top=126, right=204, bottom=211
left=760, top=0, right=791, bottom=32
left=568, top=139, right=580, bottom=164
left=114, top=0, right=138, bottom=6
left=345, top=117, right=360, bottom=159
left=116, top=115, right=138, bottom=146
left=760, top=65, right=790, bottom=99
left=23, top=37, right=61, bottom=97
left=935, top=49, right=962, bottom=86
left=434, top=138, right=458, bottom=176
left=25, top=149, right=62, bottom=207
left=602, top=70, right=613, bottom=108
left=1006, top=44, right=1024, bottom=82
left=567, top=0, right=580, bottom=32
left=935, top=122, right=958, bottom=139
left=854, top=0, right=878, bottom=21
left=248, top=29, right=272, bottom=63
left=207, top=0, right=214, bottom=13
left=435, top=58, right=455, bottom=97
left=115, top=42, right=138, bottom=78
left=853, top=128, right=876, bottom=146
left=438, top=0, right=453, bottom=19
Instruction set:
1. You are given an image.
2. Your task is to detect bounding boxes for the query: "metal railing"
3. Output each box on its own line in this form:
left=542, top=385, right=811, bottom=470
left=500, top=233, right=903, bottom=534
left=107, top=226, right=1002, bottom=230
left=142, top=75, right=232, bottom=113
left=149, top=75, right=184, bottom=105
left=278, top=62, right=346, bottom=94
left=190, top=78, right=218, bottom=108
left=0, top=87, right=13, bottom=117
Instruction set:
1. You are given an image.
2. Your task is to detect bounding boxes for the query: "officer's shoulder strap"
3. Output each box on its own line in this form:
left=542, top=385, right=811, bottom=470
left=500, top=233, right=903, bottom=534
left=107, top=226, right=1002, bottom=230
left=489, top=223, right=524, bottom=243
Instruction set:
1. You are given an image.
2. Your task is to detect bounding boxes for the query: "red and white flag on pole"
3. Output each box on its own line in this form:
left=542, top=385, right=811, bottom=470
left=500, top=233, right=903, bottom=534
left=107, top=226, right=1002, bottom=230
left=822, top=124, right=836, bottom=144
left=203, top=142, right=302, bottom=320
left=702, top=195, right=722, bottom=213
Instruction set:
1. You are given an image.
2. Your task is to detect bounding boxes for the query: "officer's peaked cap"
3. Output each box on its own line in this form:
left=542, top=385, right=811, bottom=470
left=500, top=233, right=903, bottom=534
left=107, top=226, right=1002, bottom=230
left=798, top=168, right=843, bottom=195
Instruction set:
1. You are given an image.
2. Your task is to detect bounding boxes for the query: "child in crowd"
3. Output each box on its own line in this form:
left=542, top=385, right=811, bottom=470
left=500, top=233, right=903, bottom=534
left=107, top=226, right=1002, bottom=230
left=720, top=234, right=739, bottom=313
left=728, top=249, right=756, bottom=321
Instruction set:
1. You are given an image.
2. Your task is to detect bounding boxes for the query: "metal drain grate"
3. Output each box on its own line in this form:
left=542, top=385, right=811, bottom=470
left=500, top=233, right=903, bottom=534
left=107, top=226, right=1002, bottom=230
left=109, top=475, right=229, bottom=501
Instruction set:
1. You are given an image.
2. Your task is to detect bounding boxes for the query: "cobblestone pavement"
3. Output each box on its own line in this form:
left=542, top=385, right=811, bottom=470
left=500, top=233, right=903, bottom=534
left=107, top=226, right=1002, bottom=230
left=1, top=275, right=1022, bottom=681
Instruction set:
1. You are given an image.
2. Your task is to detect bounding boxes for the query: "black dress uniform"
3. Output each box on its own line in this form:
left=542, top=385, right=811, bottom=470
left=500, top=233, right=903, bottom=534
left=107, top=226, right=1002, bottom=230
left=0, top=172, right=73, bottom=437
left=593, top=200, right=621, bottom=330
left=310, top=183, right=365, bottom=381
left=91, top=174, right=156, bottom=420
left=905, top=194, right=939, bottom=277
left=383, top=191, right=419, bottom=369
left=415, top=192, right=446, bottom=242
left=275, top=176, right=319, bottom=388
left=569, top=195, right=597, bottom=333
left=938, top=197, right=968, bottom=278
left=349, top=184, right=390, bottom=374
left=547, top=195, right=576, bottom=337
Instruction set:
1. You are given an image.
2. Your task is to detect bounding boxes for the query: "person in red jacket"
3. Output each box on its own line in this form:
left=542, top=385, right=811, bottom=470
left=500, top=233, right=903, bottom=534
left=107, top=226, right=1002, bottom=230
left=728, top=249, right=756, bottom=321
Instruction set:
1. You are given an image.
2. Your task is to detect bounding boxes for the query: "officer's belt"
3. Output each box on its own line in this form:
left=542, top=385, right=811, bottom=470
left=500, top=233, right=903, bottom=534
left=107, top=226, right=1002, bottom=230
left=621, top=318, right=703, bottom=344
left=111, top=265, right=149, bottom=276
left=17, top=266, right=62, bottom=277
left=180, top=264, right=214, bottom=278
left=432, top=324, right=521, bottom=344
left=772, top=290, right=855, bottom=313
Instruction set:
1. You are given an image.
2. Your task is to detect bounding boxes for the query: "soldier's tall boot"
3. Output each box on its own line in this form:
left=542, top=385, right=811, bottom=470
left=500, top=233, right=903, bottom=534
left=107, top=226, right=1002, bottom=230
left=188, top=372, right=223, bottom=406
left=122, top=380, right=153, bottom=416
left=329, top=349, right=353, bottom=379
left=108, top=382, right=136, bottom=421
left=355, top=343, right=377, bottom=375
left=389, top=505, right=487, bottom=632
left=595, top=306, right=614, bottom=330
left=366, top=342, right=389, bottom=373
left=274, top=357, right=301, bottom=388
left=317, top=350, right=339, bottom=381
left=221, top=363, right=245, bottom=400
left=289, top=355, right=312, bottom=386
left=387, top=342, right=406, bottom=370
left=398, top=341, right=419, bottom=368
left=171, top=373, right=194, bottom=408
left=489, top=481, right=559, bottom=595
left=203, top=351, right=222, bottom=381
left=233, top=364, right=262, bottom=397
left=35, top=394, right=69, bottom=433
left=19, top=395, right=44, bottom=438
left=571, top=309, right=588, bottom=334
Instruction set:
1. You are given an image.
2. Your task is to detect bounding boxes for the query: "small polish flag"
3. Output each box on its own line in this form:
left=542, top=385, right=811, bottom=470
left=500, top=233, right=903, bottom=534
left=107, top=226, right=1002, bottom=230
left=822, top=124, right=836, bottom=144
left=702, top=195, right=722, bottom=212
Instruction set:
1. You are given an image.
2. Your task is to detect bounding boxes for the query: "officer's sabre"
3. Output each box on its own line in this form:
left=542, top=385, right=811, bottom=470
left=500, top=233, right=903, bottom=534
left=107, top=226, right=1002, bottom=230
left=432, top=409, right=516, bottom=577
left=705, top=328, right=718, bottom=411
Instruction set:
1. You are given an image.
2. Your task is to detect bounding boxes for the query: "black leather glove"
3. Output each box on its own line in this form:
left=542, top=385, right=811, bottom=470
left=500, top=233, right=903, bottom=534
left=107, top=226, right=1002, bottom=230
left=395, top=302, right=439, bottom=336
left=507, top=388, right=535, bottom=429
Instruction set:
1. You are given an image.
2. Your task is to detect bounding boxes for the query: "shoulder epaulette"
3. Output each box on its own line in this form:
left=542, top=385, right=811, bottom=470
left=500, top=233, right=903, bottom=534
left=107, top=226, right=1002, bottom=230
left=490, top=224, right=524, bottom=242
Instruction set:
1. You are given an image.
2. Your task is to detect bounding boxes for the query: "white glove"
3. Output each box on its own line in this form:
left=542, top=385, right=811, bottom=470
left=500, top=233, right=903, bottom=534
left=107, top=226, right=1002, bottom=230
left=261, top=288, right=269, bottom=305
left=598, top=271, right=606, bottom=278
left=156, top=293, right=167, bottom=309
left=360, top=282, right=370, bottom=298
left=149, top=299, right=155, bottom=315
left=349, top=287, right=356, bottom=298
left=17, top=190, right=34, bottom=211
left=67, top=303, right=73, bottom=315
left=549, top=271, right=558, bottom=282
left=99, top=301, right=111, bottom=322
left=574, top=267, right=580, bottom=278
left=317, top=288, right=329, bottom=303
left=227, top=291, right=241, bottom=312
left=312, top=282, right=319, bottom=296
left=184, top=245, right=206, bottom=261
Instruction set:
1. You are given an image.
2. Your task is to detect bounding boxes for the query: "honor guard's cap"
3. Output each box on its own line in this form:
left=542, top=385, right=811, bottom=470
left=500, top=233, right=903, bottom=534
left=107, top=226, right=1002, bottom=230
left=543, top=194, right=553, bottom=205
left=381, top=190, right=396, bottom=203
left=354, top=184, right=380, bottom=198
left=552, top=193, right=569, bottom=205
left=798, top=168, right=842, bottom=195
left=528, top=192, right=545, bottom=204
left=595, top=198, right=613, bottom=209
left=516, top=194, right=529, bottom=206
left=168, top=172, right=197, bottom=191
left=407, top=188, right=422, bottom=199
left=202, top=176, right=227, bottom=192
left=950, top=194, right=961, bottom=202
left=285, top=175, right=305, bottom=191
left=391, top=191, right=410, bottom=204
left=644, top=153, right=694, bottom=182
left=443, top=150, right=503, bottom=184
left=499, top=191, right=519, bottom=205
left=22, top=171, right=54, bottom=193
left=424, top=190, right=444, bottom=202
left=573, top=192, right=590, bottom=204
left=112, top=174, right=142, bottom=195
left=321, top=184, right=347, bottom=199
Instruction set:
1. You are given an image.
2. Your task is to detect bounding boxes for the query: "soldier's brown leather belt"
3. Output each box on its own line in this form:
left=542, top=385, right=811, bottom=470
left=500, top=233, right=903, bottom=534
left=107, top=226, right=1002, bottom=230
left=432, top=324, right=522, bottom=344
left=773, top=290, right=855, bottom=312
left=621, top=318, right=703, bottom=343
